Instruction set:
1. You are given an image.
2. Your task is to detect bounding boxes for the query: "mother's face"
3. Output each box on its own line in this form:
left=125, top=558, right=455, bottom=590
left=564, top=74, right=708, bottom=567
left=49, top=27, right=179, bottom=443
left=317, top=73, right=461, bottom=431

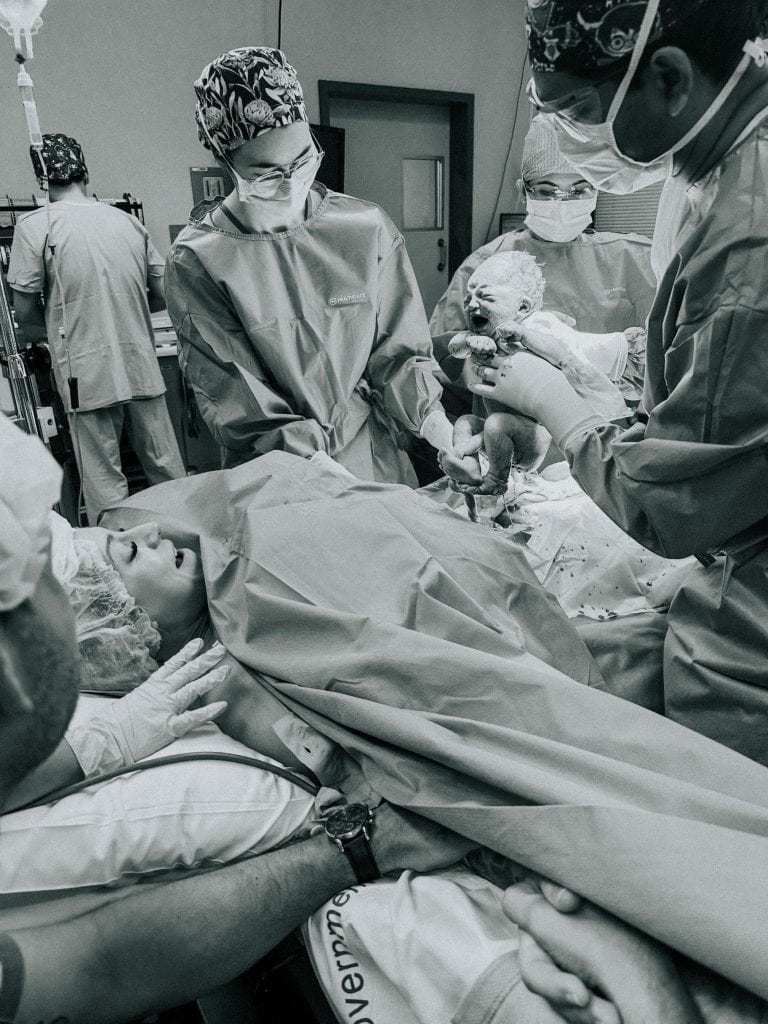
left=76, top=523, right=207, bottom=633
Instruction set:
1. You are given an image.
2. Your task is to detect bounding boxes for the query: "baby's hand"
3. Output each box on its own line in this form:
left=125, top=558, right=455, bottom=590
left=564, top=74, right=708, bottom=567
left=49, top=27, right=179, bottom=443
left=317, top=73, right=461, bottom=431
left=448, top=331, right=496, bottom=360
left=467, top=335, right=498, bottom=357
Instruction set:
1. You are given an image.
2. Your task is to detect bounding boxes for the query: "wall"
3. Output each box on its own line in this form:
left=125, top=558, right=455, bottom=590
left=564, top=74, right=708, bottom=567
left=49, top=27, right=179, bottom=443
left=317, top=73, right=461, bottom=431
left=282, top=0, right=530, bottom=250
left=0, top=0, right=530, bottom=255
left=0, top=0, right=275, bottom=252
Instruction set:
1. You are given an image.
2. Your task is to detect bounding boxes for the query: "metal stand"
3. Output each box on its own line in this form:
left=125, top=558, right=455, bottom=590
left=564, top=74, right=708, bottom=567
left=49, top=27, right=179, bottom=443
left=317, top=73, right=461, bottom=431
left=0, top=277, right=47, bottom=441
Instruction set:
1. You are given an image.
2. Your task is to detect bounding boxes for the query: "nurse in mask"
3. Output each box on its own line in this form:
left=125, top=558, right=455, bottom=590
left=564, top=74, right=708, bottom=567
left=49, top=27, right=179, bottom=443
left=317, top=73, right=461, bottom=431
left=430, top=114, right=656, bottom=407
left=165, top=47, right=453, bottom=485
left=468, top=0, right=768, bottom=765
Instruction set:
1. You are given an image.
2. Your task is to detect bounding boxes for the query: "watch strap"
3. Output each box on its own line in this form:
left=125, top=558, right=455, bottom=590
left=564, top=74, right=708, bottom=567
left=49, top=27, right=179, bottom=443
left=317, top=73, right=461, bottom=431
left=343, top=829, right=380, bottom=883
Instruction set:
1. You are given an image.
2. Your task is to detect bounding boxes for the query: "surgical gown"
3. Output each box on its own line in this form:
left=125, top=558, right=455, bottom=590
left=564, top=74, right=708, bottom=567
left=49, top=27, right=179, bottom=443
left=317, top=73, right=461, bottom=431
left=165, top=185, right=444, bottom=485
left=429, top=228, right=656, bottom=387
left=561, top=116, right=768, bottom=764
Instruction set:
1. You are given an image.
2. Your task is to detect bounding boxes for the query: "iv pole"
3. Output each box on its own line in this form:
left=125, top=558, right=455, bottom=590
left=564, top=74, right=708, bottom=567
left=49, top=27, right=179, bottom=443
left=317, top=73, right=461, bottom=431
left=0, top=1, right=51, bottom=443
left=0, top=273, right=46, bottom=440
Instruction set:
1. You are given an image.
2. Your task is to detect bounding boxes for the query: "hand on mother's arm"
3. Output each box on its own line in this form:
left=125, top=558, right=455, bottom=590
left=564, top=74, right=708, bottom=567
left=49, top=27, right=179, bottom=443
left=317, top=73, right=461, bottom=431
left=503, top=879, right=705, bottom=1024
left=5, top=641, right=229, bottom=810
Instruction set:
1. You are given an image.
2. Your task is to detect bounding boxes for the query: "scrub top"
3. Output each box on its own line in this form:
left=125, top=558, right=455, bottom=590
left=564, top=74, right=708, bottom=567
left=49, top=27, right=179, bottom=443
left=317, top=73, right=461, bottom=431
left=165, top=184, right=444, bottom=482
left=7, top=201, right=166, bottom=413
left=430, top=228, right=656, bottom=381
left=561, top=115, right=768, bottom=762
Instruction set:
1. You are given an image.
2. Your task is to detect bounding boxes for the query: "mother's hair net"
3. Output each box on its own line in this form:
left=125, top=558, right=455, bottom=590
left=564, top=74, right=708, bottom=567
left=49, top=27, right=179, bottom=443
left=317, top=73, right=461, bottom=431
left=64, top=534, right=162, bottom=693
left=0, top=412, right=62, bottom=612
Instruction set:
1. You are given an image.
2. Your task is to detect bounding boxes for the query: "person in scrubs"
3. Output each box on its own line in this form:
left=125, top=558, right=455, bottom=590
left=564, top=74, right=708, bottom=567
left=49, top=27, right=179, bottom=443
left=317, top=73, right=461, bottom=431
left=430, top=114, right=656, bottom=409
left=165, top=47, right=453, bottom=485
left=8, top=134, right=186, bottom=525
left=468, top=0, right=768, bottom=764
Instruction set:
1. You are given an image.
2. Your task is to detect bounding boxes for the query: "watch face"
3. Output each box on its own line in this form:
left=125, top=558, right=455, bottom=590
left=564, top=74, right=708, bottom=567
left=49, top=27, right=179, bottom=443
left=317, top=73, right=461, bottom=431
left=324, top=803, right=370, bottom=841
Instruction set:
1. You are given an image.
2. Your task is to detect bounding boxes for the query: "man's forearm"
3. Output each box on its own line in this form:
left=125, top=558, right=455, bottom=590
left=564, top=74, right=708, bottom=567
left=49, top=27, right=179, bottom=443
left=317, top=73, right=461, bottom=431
left=15, top=835, right=356, bottom=1024
left=3, top=739, right=82, bottom=812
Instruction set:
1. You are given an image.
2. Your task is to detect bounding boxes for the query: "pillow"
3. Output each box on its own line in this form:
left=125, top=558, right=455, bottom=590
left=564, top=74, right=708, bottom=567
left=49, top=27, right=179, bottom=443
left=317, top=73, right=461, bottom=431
left=0, top=697, right=314, bottom=894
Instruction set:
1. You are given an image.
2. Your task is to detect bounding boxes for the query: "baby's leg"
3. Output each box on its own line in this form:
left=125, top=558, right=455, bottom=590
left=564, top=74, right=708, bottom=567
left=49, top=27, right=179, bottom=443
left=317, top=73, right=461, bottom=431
left=478, top=413, right=518, bottom=494
left=439, top=415, right=485, bottom=488
left=483, top=406, right=551, bottom=473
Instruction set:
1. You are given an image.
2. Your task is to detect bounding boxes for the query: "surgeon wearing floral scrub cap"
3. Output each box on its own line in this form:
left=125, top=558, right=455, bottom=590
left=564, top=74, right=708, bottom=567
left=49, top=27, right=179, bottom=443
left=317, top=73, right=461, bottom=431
left=165, top=47, right=454, bottom=486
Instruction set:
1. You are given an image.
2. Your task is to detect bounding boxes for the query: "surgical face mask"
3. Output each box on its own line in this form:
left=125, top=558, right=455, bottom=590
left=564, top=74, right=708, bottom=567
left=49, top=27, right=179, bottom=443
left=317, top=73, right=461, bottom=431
left=534, top=0, right=768, bottom=195
left=525, top=195, right=597, bottom=242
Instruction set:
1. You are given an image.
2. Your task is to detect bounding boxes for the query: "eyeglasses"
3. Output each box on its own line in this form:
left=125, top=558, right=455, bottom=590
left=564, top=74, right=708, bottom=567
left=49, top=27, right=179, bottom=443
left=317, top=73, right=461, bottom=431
left=523, top=180, right=596, bottom=201
left=239, top=143, right=325, bottom=196
left=525, top=72, right=623, bottom=126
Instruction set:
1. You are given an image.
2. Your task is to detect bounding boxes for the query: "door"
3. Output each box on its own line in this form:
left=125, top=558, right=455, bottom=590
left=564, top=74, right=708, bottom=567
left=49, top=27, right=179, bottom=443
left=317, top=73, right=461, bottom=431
left=328, top=98, right=451, bottom=318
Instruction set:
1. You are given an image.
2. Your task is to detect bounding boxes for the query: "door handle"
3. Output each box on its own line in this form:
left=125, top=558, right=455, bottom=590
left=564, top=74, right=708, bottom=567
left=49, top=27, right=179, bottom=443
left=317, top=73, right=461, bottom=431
left=437, top=238, right=446, bottom=272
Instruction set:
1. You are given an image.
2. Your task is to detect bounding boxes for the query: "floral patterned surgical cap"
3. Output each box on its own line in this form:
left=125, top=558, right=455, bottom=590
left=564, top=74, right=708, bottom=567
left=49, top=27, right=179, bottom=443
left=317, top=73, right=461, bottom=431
left=30, top=133, right=87, bottom=186
left=194, top=47, right=308, bottom=155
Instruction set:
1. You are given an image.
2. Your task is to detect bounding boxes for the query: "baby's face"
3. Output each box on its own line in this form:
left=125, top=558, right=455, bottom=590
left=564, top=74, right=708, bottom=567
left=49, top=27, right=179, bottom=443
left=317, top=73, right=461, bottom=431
left=463, top=265, right=534, bottom=337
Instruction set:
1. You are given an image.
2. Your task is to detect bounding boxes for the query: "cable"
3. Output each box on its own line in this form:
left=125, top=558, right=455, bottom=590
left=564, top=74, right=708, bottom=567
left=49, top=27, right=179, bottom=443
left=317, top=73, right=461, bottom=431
left=484, top=50, right=530, bottom=243
left=277, top=0, right=284, bottom=48
left=13, top=751, right=320, bottom=813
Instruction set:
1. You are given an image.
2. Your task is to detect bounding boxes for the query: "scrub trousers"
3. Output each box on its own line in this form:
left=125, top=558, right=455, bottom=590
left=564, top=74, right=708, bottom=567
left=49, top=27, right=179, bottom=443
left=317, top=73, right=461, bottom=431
left=664, top=544, right=768, bottom=766
left=68, top=395, right=186, bottom=525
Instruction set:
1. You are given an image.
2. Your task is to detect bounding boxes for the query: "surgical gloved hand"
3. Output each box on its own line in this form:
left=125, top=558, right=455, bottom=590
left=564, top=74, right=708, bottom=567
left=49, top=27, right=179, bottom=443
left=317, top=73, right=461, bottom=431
left=495, top=312, right=573, bottom=367
left=419, top=408, right=455, bottom=453
left=65, top=639, right=230, bottom=777
left=468, top=351, right=600, bottom=448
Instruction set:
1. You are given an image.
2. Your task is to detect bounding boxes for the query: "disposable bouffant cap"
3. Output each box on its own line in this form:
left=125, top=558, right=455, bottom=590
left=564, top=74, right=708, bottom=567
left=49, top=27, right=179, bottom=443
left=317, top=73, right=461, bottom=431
left=521, top=115, right=580, bottom=179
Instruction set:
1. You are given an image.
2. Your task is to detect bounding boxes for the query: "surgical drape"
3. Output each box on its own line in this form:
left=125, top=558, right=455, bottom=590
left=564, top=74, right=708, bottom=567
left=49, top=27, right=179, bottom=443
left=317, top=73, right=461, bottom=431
left=107, top=453, right=768, bottom=1004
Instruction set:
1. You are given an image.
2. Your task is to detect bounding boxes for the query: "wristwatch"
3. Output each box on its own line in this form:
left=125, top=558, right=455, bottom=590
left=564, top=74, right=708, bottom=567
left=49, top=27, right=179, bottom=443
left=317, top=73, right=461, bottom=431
left=322, top=802, right=380, bottom=883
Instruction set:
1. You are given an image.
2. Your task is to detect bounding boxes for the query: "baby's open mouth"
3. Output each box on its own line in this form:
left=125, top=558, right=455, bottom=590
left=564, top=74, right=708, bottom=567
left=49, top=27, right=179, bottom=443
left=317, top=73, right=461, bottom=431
left=175, top=549, right=184, bottom=568
left=469, top=312, right=491, bottom=334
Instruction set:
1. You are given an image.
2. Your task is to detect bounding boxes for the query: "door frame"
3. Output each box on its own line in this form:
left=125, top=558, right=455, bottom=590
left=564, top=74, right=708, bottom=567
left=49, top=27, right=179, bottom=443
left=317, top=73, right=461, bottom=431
left=318, top=80, right=474, bottom=278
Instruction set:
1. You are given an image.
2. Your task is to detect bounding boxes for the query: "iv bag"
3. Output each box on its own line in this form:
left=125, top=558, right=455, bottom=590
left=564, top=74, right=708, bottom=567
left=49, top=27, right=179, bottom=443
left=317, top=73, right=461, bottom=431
left=0, top=0, right=49, bottom=57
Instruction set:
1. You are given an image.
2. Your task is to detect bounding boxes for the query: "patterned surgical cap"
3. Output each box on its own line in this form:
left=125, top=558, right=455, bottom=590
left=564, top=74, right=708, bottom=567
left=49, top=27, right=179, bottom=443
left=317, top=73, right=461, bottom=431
left=525, top=0, right=702, bottom=73
left=30, top=133, right=88, bottom=186
left=194, top=47, right=308, bottom=156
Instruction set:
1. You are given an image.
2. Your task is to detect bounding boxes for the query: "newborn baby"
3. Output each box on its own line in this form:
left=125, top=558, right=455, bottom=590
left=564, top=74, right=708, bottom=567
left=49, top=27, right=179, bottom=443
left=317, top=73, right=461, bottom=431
left=442, top=252, right=552, bottom=494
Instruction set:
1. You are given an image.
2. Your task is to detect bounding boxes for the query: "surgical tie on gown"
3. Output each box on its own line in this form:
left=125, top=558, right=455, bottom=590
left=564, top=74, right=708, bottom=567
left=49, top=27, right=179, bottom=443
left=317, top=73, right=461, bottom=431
left=165, top=185, right=444, bottom=485
left=107, top=452, right=768, bottom=1005
left=560, top=115, right=768, bottom=765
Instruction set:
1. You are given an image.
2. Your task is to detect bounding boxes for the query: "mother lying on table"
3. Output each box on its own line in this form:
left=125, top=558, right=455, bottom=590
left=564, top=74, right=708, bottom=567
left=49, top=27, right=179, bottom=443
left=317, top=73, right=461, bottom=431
left=56, top=451, right=768, bottom=1014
